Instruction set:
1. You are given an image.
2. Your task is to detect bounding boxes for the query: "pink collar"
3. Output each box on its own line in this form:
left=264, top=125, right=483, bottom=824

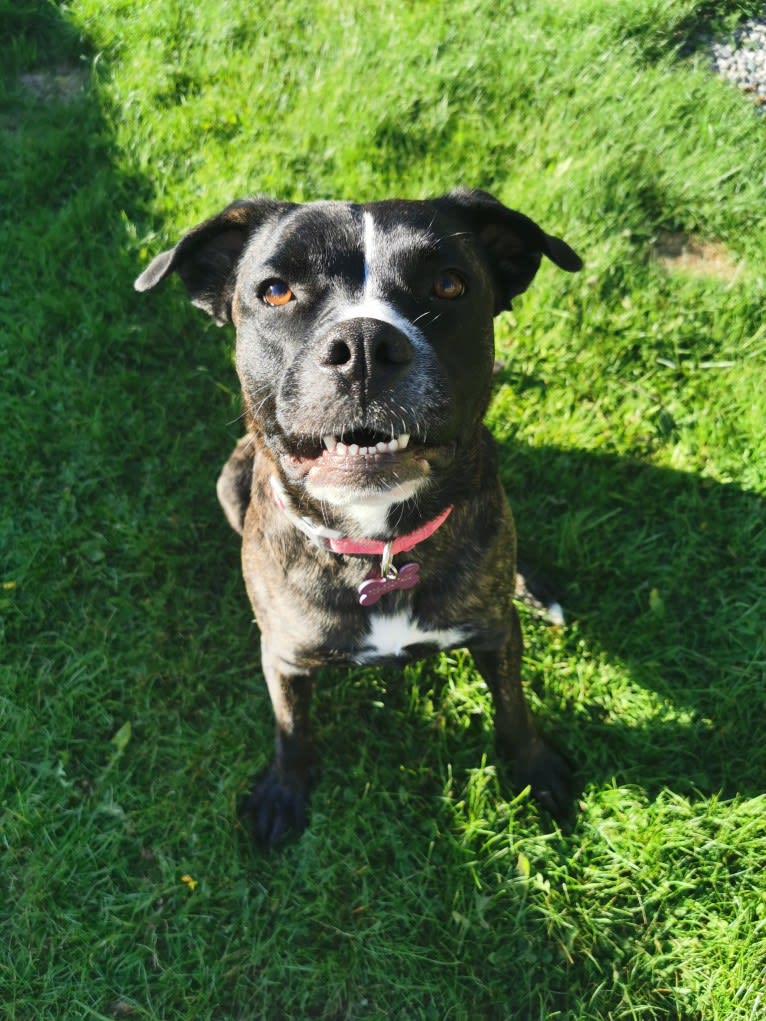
left=327, top=504, right=452, bottom=555
left=269, top=476, right=452, bottom=557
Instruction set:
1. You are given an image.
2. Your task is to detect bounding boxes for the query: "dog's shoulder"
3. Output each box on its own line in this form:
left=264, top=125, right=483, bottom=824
left=216, top=434, right=257, bottom=536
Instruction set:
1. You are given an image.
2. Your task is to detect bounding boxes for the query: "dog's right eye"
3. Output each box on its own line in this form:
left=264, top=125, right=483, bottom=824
left=260, top=280, right=294, bottom=307
left=432, top=271, right=466, bottom=300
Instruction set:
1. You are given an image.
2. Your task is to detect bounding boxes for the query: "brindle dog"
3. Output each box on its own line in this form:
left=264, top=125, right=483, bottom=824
left=135, top=188, right=582, bottom=845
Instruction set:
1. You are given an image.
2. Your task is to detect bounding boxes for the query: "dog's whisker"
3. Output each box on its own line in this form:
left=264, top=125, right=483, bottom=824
left=249, top=395, right=271, bottom=419
left=225, top=409, right=249, bottom=428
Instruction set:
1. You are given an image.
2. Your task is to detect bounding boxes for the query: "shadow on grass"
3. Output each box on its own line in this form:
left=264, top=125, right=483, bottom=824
left=1, top=0, right=242, bottom=635
left=498, top=436, right=766, bottom=804
left=310, top=436, right=765, bottom=821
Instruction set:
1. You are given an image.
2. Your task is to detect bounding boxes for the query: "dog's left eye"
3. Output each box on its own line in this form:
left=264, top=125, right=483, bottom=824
left=432, top=271, right=466, bottom=300
left=260, top=280, right=294, bottom=307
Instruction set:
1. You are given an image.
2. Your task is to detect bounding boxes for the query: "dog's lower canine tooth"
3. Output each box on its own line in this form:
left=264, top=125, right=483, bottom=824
left=398, top=433, right=410, bottom=450
left=323, top=435, right=338, bottom=452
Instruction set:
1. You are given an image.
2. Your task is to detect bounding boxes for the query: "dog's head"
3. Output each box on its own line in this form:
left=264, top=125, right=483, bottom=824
left=136, top=188, right=581, bottom=530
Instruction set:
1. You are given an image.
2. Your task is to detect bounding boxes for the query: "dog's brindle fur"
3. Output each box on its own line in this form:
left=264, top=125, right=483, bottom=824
left=136, top=188, right=582, bottom=845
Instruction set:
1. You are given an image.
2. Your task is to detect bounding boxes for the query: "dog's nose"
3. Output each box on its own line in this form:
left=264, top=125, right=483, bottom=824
left=318, top=318, right=413, bottom=396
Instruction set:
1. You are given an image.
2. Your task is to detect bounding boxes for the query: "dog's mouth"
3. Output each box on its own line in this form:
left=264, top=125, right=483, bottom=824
left=281, top=426, right=449, bottom=493
left=317, top=428, right=411, bottom=458
left=285, top=427, right=414, bottom=468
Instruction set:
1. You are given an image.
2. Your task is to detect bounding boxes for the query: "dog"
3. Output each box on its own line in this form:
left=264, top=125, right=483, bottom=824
left=135, top=187, right=582, bottom=845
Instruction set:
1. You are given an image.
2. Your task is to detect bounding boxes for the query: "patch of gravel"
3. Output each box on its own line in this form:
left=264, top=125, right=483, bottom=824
left=709, top=9, right=766, bottom=110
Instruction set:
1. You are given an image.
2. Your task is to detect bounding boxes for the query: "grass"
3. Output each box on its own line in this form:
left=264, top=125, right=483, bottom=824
left=2, top=0, right=766, bottom=1017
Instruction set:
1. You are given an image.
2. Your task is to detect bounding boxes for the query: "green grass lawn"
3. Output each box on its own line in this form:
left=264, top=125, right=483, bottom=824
left=2, top=0, right=766, bottom=1018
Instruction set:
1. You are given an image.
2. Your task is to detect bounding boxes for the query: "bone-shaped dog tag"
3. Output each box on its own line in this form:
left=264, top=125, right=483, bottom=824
left=358, top=562, right=420, bottom=607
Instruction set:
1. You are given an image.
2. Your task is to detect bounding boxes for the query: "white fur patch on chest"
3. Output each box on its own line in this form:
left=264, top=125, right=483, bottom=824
left=355, top=610, right=466, bottom=664
left=308, top=480, right=424, bottom=536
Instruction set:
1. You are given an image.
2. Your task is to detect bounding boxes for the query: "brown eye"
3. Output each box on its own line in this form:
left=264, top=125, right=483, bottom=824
left=433, top=271, right=465, bottom=300
left=261, top=280, right=294, bottom=306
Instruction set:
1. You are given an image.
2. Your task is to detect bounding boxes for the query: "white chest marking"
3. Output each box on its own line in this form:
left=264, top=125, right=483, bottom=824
left=342, top=498, right=399, bottom=536
left=304, top=477, right=426, bottom=535
left=356, top=610, right=466, bottom=664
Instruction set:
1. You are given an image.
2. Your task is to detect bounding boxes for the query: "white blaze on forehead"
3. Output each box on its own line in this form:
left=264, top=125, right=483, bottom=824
left=363, top=210, right=376, bottom=296
left=328, top=209, right=427, bottom=351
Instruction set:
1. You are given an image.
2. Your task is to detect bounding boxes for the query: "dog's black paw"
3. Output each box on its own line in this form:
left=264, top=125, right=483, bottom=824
left=238, top=767, right=310, bottom=847
left=512, top=738, right=576, bottom=823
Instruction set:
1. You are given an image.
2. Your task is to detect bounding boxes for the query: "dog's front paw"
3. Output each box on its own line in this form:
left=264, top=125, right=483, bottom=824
left=238, top=767, right=310, bottom=847
left=512, top=738, right=575, bottom=822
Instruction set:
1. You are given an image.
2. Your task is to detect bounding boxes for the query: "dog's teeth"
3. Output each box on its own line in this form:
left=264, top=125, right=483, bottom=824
left=327, top=435, right=408, bottom=457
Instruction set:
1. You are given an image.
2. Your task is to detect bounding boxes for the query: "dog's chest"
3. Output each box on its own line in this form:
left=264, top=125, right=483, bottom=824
left=354, top=609, right=467, bottom=664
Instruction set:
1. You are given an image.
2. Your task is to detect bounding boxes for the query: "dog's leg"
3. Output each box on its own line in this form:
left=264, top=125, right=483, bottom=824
left=239, top=643, right=317, bottom=846
left=469, top=605, right=573, bottom=820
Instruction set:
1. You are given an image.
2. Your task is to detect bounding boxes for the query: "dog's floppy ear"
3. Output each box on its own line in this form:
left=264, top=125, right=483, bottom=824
left=437, top=187, right=582, bottom=314
left=134, top=197, right=293, bottom=326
